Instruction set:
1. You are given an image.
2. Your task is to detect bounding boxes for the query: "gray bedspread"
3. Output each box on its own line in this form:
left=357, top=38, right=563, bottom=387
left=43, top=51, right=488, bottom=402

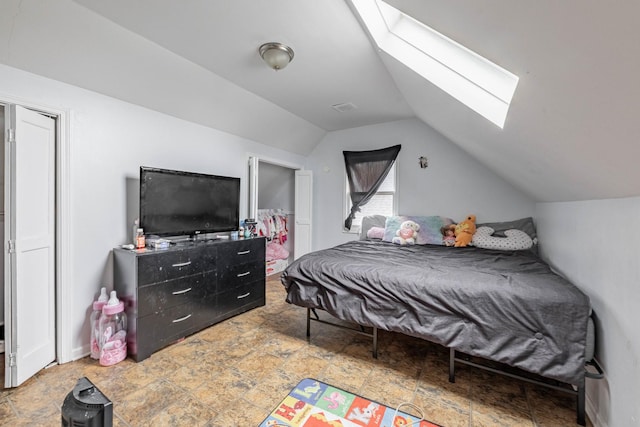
left=282, top=240, right=590, bottom=385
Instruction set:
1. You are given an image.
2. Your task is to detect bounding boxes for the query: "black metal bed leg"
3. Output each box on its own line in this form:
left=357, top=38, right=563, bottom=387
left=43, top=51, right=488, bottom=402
left=577, top=380, right=586, bottom=426
left=449, top=348, right=456, bottom=383
left=307, top=309, right=378, bottom=358
left=372, top=327, right=378, bottom=359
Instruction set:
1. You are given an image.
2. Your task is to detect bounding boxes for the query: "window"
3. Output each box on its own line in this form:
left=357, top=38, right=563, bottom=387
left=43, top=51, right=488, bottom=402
left=344, top=163, right=397, bottom=233
left=350, top=0, right=519, bottom=128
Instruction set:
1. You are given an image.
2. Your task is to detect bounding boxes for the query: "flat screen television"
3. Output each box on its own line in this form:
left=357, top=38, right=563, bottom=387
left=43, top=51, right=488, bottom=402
left=140, top=166, right=240, bottom=238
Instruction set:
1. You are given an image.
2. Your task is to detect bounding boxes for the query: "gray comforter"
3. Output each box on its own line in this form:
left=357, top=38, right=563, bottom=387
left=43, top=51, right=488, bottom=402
left=282, top=240, right=590, bottom=385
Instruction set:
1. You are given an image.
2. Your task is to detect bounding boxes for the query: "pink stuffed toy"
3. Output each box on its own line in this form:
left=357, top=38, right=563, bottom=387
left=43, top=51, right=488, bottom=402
left=266, top=241, right=289, bottom=261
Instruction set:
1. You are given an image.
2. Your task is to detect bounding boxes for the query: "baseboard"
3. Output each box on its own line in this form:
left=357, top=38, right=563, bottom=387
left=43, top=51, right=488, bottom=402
left=70, top=344, right=90, bottom=363
left=586, top=388, right=608, bottom=427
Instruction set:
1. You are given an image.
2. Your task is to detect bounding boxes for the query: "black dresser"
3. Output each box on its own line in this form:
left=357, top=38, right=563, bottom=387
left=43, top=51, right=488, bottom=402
left=113, top=237, right=266, bottom=361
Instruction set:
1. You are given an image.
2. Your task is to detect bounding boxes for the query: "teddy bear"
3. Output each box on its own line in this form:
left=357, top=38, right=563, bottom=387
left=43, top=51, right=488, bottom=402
left=392, top=220, right=420, bottom=245
left=454, top=214, right=476, bottom=247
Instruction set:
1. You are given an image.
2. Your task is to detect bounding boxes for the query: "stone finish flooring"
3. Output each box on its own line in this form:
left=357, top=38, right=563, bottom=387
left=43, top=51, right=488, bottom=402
left=0, top=274, right=591, bottom=426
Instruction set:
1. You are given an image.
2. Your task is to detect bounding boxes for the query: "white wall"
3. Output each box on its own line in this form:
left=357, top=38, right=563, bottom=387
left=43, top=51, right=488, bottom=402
left=0, top=63, right=307, bottom=360
left=307, top=118, right=536, bottom=250
left=258, top=162, right=295, bottom=212
left=536, top=197, right=640, bottom=427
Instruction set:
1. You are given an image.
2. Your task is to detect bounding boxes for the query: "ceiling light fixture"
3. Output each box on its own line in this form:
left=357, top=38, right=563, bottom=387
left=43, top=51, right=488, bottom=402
left=259, top=42, right=295, bottom=71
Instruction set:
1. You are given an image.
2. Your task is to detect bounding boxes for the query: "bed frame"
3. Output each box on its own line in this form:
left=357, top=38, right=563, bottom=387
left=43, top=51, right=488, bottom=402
left=306, top=308, right=602, bottom=426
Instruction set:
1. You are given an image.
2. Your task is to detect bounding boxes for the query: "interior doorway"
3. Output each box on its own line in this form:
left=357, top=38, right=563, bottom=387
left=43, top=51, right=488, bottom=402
left=257, top=161, right=296, bottom=275
left=248, top=156, right=312, bottom=263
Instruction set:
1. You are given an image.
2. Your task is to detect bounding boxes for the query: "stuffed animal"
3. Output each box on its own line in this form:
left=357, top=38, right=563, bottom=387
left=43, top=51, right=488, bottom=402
left=454, top=214, right=476, bottom=247
left=392, top=220, right=420, bottom=245
left=441, top=224, right=457, bottom=246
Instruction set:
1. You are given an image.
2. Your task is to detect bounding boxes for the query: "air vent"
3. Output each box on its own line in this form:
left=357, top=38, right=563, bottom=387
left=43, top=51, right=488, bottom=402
left=331, top=102, right=358, bottom=113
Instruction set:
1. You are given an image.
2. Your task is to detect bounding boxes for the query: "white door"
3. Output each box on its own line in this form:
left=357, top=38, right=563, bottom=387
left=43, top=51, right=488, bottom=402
left=294, top=170, right=312, bottom=259
left=4, top=105, right=56, bottom=387
left=248, top=156, right=259, bottom=220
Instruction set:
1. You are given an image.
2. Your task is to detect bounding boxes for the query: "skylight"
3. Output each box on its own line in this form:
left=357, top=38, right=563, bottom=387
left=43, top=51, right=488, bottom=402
left=350, top=0, right=519, bottom=128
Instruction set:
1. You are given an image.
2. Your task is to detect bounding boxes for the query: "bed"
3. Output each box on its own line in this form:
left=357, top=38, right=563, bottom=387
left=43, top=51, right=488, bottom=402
left=281, top=216, right=595, bottom=425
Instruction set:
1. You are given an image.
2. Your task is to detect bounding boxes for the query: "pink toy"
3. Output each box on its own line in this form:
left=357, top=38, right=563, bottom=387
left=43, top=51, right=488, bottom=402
left=266, top=241, right=289, bottom=261
left=98, top=291, right=127, bottom=366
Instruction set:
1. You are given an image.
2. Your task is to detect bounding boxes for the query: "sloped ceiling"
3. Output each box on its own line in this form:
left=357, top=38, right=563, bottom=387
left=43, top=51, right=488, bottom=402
left=1, top=0, right=638, bottom=202
left=385, top=0, right=640, bottom=202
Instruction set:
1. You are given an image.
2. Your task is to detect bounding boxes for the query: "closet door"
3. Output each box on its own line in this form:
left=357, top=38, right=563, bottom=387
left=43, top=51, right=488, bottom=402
left=294, top=170, right=312, bottom=259
left=4, top=105, right=56, bottom=387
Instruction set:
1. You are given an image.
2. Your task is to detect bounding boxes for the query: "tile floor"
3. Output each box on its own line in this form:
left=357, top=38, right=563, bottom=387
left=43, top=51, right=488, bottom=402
left=0, top=274, right=591, bottom=426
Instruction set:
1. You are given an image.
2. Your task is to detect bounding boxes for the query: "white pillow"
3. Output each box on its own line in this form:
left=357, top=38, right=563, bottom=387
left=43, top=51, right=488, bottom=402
left=472, top=226, right=533, bottom=251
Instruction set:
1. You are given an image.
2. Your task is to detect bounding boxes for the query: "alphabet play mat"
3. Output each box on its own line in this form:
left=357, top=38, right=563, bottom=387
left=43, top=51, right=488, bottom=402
left=260, top=378, right=441, bottom=427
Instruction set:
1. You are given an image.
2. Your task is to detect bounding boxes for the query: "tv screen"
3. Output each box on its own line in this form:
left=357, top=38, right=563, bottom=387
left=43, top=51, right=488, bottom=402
left=140, top=166, right=240, bottom=237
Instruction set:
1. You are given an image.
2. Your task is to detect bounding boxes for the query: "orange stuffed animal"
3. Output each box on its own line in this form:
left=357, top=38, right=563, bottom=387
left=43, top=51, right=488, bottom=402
left=454, top=214, right=477, bottom=247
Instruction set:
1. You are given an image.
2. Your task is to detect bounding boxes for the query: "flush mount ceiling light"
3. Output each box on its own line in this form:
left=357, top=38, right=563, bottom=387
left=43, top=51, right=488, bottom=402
left=259, top=42, right=295, bottom=71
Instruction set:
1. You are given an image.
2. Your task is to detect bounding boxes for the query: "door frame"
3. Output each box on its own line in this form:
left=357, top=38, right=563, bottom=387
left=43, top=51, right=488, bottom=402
left=2, top=94, right=71, bottom=365
left=247, top=153, right=303, bottom=220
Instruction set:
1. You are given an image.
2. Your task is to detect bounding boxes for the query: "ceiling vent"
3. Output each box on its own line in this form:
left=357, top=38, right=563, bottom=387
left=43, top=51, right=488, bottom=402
left=331, top=102, right=358, bottom=113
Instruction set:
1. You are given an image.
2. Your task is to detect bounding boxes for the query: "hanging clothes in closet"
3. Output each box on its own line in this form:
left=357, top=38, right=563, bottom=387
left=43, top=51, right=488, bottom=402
left=257, top=209, right=290, bottom=275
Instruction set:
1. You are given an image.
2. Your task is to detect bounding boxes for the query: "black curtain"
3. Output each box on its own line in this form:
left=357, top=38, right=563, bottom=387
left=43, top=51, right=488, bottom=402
left=343, top=144, right=401, bottom=230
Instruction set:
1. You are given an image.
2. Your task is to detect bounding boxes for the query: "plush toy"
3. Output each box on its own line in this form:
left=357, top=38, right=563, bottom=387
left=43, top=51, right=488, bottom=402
left=441, top=224, right=457, bottom=246
left=392, top=220, right=420, bottom=245
left=454, top=214, right=477, bottom=247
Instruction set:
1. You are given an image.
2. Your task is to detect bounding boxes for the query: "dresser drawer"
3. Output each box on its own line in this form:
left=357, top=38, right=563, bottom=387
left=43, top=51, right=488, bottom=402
left=218, top=261, right=265, bottom=290
left=217, top=280, right=265, bottom=316
left=137, top=303, right=201, bottom=351
left=217, top=238, right=265, bottom=266
left=137, top=272, right=215, bottom=317
left=137, top=246, right=216, bottom=286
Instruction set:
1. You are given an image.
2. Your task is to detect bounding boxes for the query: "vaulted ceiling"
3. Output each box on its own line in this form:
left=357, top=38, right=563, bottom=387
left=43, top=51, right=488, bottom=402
left=1, top=0, right=638, bottom=202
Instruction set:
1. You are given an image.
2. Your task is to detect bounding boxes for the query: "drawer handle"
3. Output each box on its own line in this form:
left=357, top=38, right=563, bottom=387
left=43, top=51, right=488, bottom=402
left=236, top=271, right=251, bottom=277
left=172, top=287, right=192, bottom=295
left=172, top=314, right=192, bottom=323
left=172, top=261, right=192, bottom=268
left=237, top=250, right=251, bottom=255
left=237, top=292, right=251, bottom=299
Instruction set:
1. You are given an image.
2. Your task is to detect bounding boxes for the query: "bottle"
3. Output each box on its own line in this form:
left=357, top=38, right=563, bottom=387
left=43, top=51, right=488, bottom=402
left=132, top=219, right=139, bottom=245
left=98, top=290, right=127, bottom=366
left=89, top=287, right=108, bottom=359
left=135, top=228, right=145, bottom=249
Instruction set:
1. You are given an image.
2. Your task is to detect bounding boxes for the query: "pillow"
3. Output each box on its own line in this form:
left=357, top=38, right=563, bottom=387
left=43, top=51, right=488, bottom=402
left=366, top=226, right=385, bottom=240
left=383, top=215, right=454, bottom=245
left=359, top=215, right=387, bottom=240
left=475, top=217, right=538, bottom=252
left=472, top=226, right=533, bottom=251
